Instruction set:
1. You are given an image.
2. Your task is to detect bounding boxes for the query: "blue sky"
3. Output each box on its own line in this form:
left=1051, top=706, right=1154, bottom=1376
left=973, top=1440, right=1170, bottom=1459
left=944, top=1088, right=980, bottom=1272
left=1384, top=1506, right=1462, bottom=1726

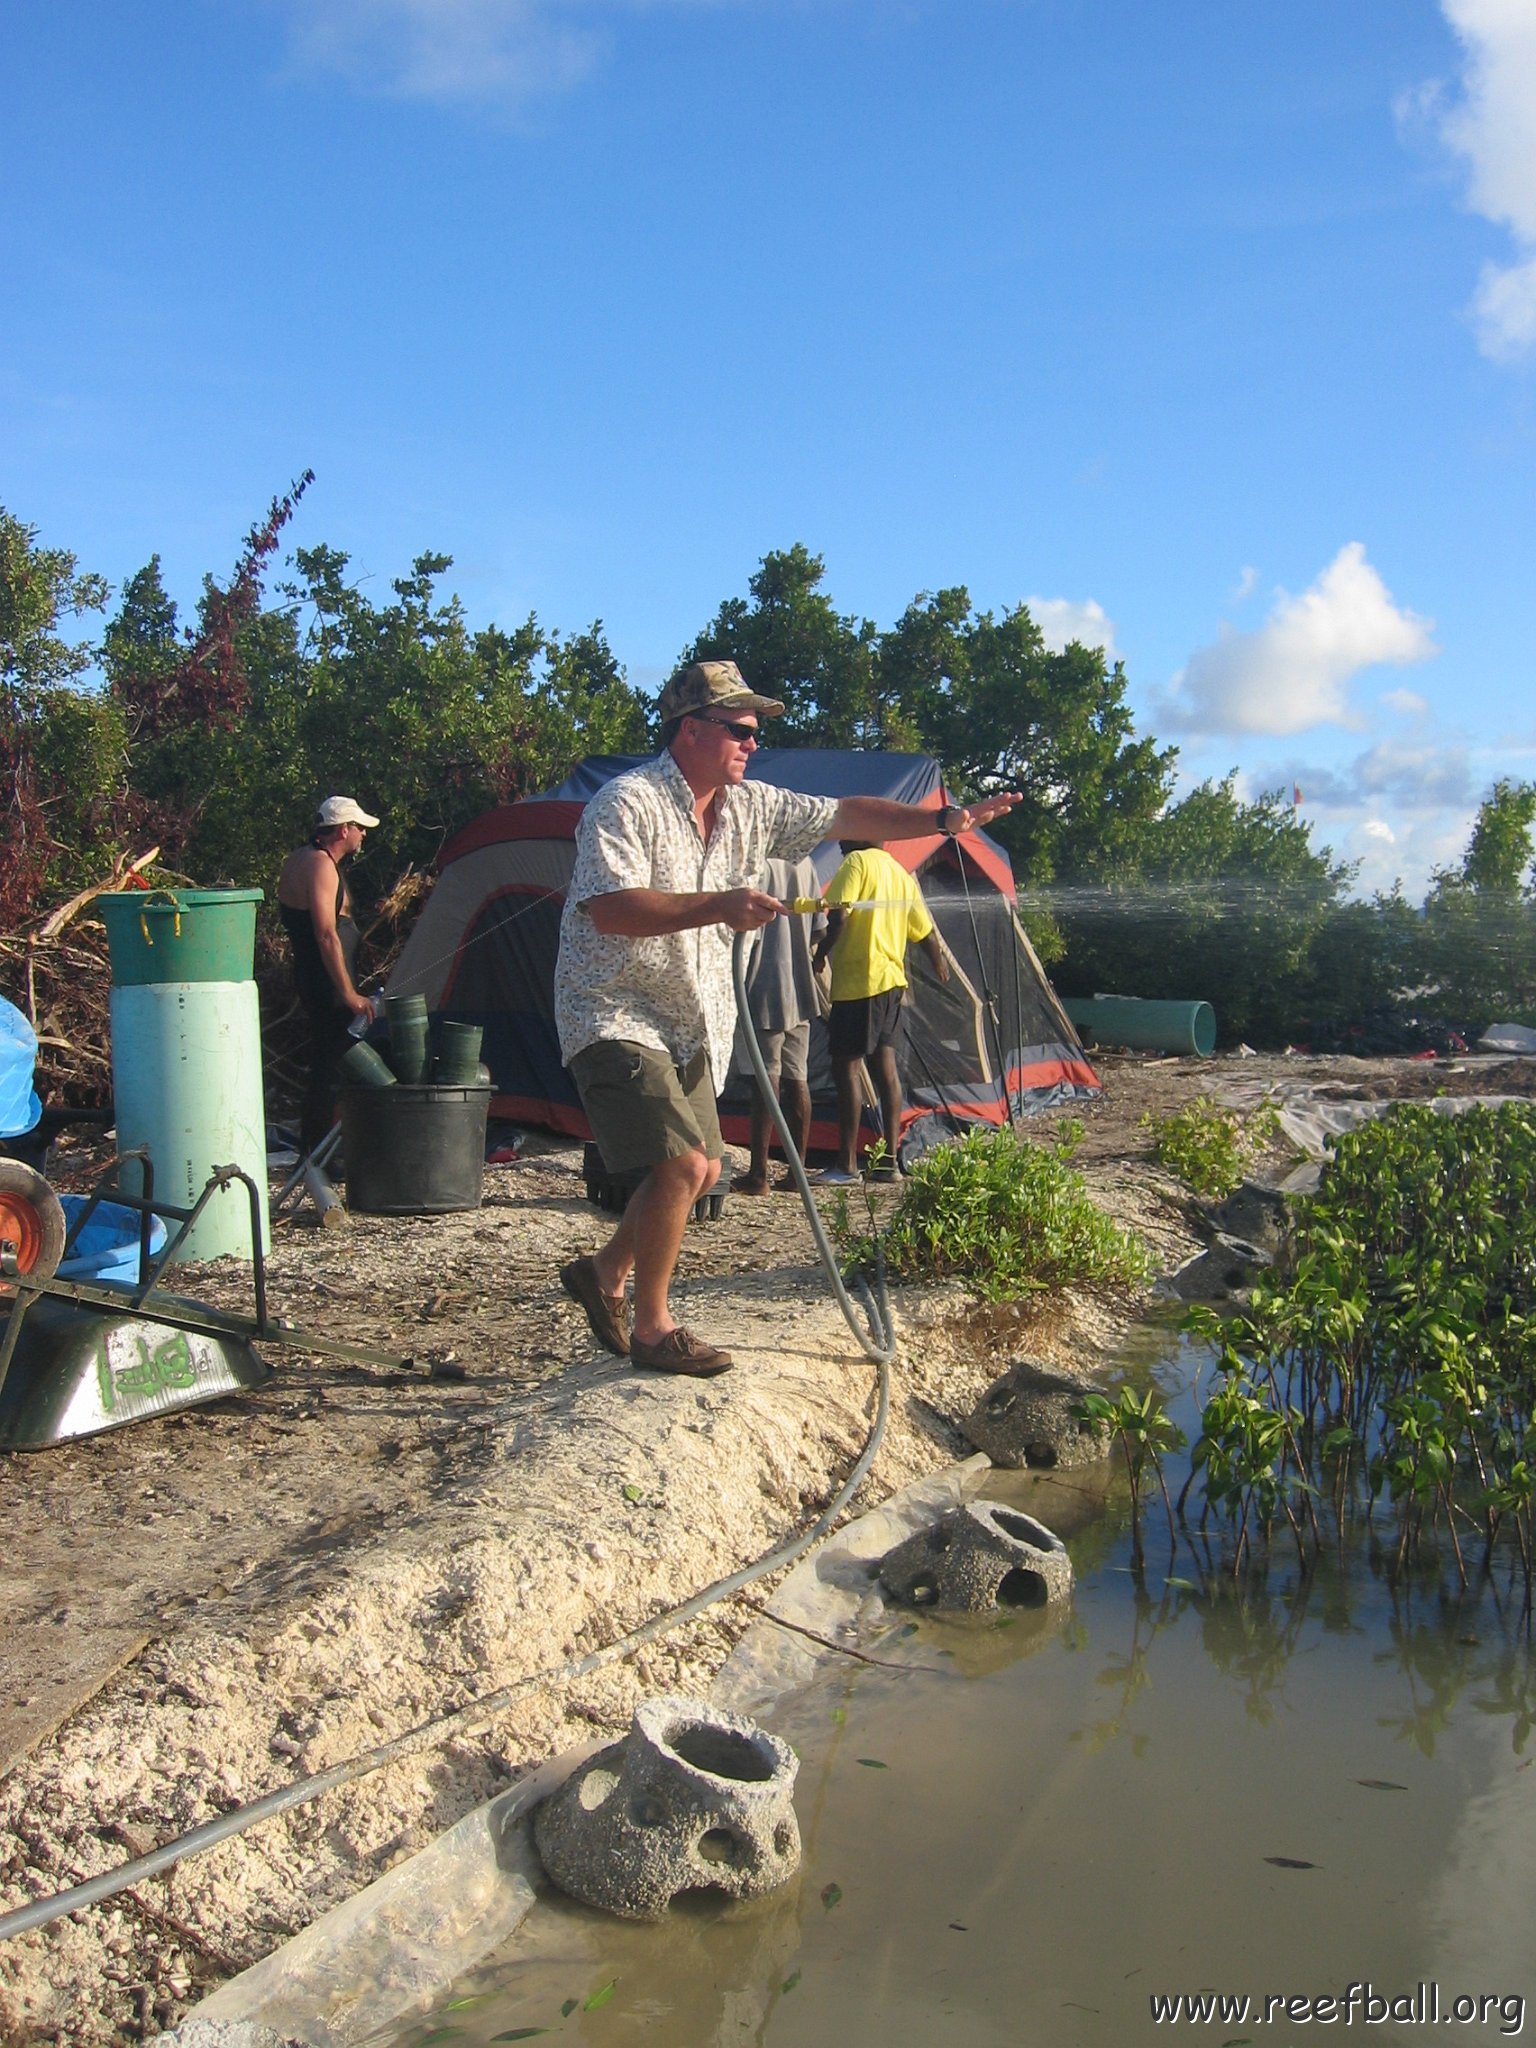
left=5, top=0, right=1534, bottom=896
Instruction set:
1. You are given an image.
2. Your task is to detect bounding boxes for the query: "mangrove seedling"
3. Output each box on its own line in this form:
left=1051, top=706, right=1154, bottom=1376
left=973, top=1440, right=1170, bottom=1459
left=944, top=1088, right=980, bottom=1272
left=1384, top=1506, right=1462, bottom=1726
left=1077, top=1386, right=1186, bottom=1570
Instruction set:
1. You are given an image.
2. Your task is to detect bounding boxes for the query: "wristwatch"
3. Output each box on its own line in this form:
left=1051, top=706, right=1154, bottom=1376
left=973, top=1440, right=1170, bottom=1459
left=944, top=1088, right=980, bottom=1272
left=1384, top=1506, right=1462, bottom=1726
left=939, top=803, right=965, bottom=835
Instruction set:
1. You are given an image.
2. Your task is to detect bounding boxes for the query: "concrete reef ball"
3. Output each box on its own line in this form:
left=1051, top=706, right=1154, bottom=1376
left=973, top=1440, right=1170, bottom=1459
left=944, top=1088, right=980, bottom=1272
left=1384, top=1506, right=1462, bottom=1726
left=533, top=1695, right=801, bottom=1920
left=1165, top=1231, right=1273, bottom=1303
left=961, top=1357, right=1112, bottom=1470
left=879, top=1500, right=1074, bottom=1614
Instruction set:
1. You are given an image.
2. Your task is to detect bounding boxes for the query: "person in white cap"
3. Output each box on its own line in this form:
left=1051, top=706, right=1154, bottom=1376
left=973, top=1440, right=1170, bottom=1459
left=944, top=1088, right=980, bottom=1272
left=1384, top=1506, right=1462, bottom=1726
left=553, top=660, right=1021, bottom=1378
left=278, top=796, right=380, bottom=1151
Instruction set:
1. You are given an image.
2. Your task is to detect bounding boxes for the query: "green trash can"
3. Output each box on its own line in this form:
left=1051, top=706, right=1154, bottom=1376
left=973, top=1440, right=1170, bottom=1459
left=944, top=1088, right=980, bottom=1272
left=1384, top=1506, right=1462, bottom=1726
left=98, top=889, right=263, bottom=985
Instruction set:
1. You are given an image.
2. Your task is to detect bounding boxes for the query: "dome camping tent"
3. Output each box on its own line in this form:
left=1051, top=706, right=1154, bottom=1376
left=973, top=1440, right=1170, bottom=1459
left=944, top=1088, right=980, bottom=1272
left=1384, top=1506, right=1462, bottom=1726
left=385, top=751, right=1099, bottom=1165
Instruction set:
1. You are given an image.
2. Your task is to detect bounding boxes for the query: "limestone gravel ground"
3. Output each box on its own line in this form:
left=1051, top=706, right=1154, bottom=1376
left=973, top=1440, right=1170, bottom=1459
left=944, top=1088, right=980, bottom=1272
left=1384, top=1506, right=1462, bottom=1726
left=2, top=1049, right=1521, bottom=2044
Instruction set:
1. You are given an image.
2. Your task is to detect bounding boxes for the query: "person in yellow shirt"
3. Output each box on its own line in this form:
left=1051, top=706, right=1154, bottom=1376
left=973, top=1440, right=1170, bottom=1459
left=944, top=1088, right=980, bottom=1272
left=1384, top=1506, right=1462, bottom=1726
left=814, top=841, right=948, bottom=1182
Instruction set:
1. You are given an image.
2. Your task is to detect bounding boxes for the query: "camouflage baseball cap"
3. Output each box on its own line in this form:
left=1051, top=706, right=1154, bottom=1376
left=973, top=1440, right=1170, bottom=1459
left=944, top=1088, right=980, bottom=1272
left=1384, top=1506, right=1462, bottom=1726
left=657, top=660, right=785, bottom=724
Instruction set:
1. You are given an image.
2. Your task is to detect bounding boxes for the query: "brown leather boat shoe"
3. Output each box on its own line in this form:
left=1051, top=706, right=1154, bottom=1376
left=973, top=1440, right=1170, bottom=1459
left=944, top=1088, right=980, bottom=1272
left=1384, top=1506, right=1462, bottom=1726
left=559, top=1256, right=631, bottom=1358
left=629, top=1326, right=734, bottom=1377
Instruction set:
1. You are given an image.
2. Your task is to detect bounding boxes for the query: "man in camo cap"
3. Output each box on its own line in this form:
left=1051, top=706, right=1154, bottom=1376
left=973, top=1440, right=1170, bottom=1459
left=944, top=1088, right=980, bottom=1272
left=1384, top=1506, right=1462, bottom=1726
left=554, top=659, right=1021, bottom=1378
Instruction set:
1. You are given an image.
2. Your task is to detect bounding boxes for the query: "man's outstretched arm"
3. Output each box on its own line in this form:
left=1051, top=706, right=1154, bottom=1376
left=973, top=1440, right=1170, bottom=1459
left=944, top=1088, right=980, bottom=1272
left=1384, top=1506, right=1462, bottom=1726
left=828, top=792, right=1021, bottom=843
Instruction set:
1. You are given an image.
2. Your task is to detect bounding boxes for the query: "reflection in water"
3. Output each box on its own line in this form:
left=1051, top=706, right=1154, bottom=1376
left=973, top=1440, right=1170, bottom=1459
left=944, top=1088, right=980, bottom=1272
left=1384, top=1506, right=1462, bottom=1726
left=392, top=1335, right=1535, bottom=2048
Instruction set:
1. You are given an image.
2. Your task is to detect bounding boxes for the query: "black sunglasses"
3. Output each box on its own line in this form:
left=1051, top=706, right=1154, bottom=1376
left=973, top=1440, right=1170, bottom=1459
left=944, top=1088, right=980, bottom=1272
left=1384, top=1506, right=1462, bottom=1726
left=693, top=713, right=762, bottom=743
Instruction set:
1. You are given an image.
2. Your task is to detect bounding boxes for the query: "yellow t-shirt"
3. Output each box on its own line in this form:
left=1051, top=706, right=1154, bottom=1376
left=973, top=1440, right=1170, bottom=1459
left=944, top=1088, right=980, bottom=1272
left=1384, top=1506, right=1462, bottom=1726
left=826, top=847, right=934, bottom=1002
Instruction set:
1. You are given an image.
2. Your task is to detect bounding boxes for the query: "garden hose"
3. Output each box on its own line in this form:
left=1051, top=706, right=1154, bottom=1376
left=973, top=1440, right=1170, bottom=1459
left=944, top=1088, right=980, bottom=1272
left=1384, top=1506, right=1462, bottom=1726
left=730, top=925, right=898, bottom=1368
left=0, top=924, right=898, bottom=1946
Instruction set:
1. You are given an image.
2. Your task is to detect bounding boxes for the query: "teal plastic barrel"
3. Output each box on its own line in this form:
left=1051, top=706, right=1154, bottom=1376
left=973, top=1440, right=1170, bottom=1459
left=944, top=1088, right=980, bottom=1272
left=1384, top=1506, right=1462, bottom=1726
left=104, top=889, right=270, bottom=1262
left=1061, top=996, right=1217, bottom=1057
left=110, top=982, right=271, bottom=1260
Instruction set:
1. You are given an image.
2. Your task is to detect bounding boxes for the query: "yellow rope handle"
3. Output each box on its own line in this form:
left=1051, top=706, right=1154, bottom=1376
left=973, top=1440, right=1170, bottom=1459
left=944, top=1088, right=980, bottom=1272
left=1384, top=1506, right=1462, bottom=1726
left=137, top=889, right=184, bottom=946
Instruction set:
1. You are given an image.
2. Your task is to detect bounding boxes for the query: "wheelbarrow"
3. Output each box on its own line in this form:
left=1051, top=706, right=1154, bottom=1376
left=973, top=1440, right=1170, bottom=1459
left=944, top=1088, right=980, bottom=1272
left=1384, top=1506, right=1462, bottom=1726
left=0, top=1149, right=413, bottom=1451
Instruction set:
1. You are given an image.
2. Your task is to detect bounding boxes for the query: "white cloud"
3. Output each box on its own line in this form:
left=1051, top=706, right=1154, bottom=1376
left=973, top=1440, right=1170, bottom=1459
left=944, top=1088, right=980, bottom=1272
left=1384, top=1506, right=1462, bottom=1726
left=1232, top=565, right=1258, bottom=603
left=1346, top=809, right=1475, bottom=899
left=270, top=0, right=715, bottom=105
left=1158, top=543, right=1437, bottom=738
left=1381, top=686, right=1430, bottom=717
left=1354, top=736, right=1472, bottom=809
left=1430, top=0, right=1536, bottom=359
left=1472, top=253, right=1536, bottom=359
left=1257, top=737, right=1470, bottom=816
left=1026, top=596, right=1119, bottom=660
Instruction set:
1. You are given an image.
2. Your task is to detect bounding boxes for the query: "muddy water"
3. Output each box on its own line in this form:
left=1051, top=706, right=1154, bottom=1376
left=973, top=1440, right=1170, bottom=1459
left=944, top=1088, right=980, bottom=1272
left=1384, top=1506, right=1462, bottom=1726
left=397, top=1333, right=1536, bottom=2047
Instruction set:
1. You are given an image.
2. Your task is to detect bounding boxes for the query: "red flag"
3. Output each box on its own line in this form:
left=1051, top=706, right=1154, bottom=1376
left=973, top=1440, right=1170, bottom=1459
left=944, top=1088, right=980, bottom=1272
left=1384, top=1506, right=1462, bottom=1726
left=1293, top=784, right=1303, bottom=806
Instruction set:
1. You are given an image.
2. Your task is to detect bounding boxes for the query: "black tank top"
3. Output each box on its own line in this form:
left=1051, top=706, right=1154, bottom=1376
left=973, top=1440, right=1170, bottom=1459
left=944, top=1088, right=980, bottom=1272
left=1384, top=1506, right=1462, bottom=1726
left=280, top=841, right=359, bottom=1009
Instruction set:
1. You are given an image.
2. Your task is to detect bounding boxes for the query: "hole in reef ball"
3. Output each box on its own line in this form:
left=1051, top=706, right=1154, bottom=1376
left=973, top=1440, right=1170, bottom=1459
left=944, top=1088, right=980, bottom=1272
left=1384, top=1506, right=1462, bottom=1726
left=669, top=1723, right=776, bottom=1783
left=996, top=1566, right=1048, bottom=1609
left=987, top=1387, right=1016, bottom=1414
left=630, top=1793, right=667, bottom=1827
left=577, top=1768, right=618, bottom=1812
left=1023, top=1441, right=1059, bottom=1467
left=698, top=1827, right=744, bottom=1867
left=993, top=1508, right=1052, bottom=1546
left=910, top=1576, right=939, bottom=1605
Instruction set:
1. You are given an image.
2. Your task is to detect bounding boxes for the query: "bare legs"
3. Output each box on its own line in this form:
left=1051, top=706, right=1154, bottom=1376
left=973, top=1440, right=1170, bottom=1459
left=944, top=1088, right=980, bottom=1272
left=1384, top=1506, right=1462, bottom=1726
left=868, top=1046, right=903, bottom=1167
left=832, top=1047, right=902, bottom=1174
left=590, top=1149, right=722, bottom=1347
left=743, top=1073, right=812, bottom=1189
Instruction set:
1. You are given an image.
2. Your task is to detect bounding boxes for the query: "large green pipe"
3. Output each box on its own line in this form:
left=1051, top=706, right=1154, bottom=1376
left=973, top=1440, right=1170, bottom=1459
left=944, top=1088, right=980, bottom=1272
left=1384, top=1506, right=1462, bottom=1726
left=1062, top=995, right=1216, bottom=1057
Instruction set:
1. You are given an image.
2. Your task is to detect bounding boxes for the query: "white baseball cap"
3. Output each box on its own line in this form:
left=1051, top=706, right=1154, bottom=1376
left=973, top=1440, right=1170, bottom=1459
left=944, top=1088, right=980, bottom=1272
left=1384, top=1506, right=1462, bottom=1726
left=316, top=795, right=380, bottom=829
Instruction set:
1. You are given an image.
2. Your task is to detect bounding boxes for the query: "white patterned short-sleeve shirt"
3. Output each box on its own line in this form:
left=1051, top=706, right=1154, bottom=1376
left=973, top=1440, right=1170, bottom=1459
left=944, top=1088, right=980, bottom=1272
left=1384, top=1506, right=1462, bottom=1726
left=555, top=752, right=837, bottom=1088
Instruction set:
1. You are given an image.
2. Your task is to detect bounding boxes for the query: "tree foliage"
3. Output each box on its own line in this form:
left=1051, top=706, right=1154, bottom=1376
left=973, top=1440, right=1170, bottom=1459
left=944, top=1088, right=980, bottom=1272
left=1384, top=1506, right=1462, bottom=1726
left=0, top=506, right=112, bottom=919
left=680, top=544, right=890, bottom=748
left=682, top=546, right=1174, bottom=891
left=1418, top=781, right=1536, bottom=1025
left=7, top=505, right=1532, bottom=1056
left=1048, top=777, right=1355, bottom=1044
left=103, top=533, right=653, bottom=894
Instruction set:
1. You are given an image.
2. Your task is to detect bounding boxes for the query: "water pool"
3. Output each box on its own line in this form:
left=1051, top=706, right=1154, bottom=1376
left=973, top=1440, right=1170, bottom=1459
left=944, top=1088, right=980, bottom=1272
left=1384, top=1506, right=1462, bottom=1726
left=385, top=1329, right=1536, bottom=2047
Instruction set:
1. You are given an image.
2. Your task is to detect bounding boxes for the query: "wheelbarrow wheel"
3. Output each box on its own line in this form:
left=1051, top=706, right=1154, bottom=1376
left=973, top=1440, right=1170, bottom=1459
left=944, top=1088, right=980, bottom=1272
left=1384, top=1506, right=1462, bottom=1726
left=0, top=1160, right=67, bottom=1281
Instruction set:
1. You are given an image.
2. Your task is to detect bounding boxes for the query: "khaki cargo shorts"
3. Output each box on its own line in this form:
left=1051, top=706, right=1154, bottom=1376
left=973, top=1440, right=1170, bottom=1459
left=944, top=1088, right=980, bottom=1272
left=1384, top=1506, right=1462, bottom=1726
left=569, top=1039, right=724, bottom=1176
left=732, top=1014, right=811, bottom=1089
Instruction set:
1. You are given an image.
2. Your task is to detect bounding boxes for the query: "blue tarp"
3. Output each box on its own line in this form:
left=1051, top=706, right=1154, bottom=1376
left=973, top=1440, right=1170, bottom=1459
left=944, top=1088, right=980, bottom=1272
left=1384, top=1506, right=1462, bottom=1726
left=0, top=995, right=42, bottom=1139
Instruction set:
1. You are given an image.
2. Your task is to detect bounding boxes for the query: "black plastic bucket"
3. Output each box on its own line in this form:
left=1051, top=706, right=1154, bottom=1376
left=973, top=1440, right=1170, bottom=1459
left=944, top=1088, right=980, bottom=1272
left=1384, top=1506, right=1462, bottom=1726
left=339, top=1084, right=491, bottom=1214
